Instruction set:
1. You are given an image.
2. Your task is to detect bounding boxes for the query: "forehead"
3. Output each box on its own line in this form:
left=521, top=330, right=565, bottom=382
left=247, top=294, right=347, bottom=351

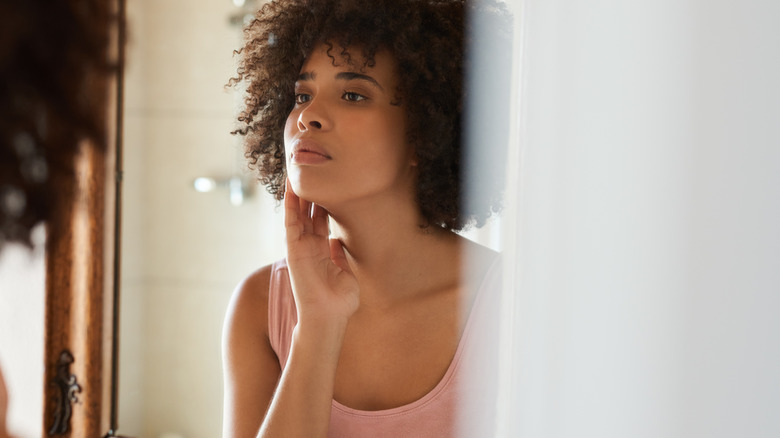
left=299, top=44, right=399, bottom=82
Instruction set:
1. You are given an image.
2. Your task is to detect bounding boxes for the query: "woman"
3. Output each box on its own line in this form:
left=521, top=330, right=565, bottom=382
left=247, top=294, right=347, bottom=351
left=222, top=1, right=505, bottom=436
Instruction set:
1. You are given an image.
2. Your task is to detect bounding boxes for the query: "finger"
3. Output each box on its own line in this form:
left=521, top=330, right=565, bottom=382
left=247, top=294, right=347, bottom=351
left=329, top=238, right=353, bottom=275
left=284, top=178, right=301, bottom=231
left=312, top=204, right=329, bottom=237
left=299, top=196, right=313, bottom=234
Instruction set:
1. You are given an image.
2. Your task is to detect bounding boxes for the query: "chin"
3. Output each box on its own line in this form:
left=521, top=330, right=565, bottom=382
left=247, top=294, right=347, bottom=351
left=288, top=171, right=329, bottom=204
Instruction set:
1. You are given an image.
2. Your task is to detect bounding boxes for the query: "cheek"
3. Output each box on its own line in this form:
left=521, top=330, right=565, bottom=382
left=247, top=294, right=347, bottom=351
left=373, top=112, right=409, bottom=162
left=284, top=114, right=297, bottom=142
left=283, top=115, right=299, bottom=169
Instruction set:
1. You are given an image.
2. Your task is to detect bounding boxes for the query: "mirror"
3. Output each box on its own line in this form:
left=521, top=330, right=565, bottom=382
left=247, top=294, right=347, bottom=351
left=117, top=1, right=501, bottom=436
left=118, top=1, right=285, bottom=436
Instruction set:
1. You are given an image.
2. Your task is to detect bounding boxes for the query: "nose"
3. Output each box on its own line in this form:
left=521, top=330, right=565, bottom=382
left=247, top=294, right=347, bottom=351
left=301, top=119, right=322, bottom=130
left=297, top=101, right=328, bottom=132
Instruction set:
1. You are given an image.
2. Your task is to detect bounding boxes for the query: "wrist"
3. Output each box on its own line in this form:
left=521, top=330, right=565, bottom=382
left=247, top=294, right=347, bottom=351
left=294, top=315, right=349, bottom=340
left=291, top=318, right=348, bottom=366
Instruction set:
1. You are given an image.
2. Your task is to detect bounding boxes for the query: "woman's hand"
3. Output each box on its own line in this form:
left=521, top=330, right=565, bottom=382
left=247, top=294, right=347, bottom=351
left=284, top=179, right=359, bottom=325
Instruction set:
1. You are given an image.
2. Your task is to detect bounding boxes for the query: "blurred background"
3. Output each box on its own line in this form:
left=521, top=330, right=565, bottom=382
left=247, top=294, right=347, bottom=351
left=118, top=0, right=283, bottom=436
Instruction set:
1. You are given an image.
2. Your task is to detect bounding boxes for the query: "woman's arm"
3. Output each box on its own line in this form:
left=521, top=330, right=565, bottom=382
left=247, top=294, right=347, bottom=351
left=223, top=180, right=359, bottom=438
left=222, top=266, right=281, bottom=438
left=257, top=310, right=349, bottom=437
left=257, top=180, right=359, bottom=437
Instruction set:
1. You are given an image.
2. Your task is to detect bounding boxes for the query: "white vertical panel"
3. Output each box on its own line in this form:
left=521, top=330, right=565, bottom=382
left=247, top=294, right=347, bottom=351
left=495, top=0, right=780, bottom=436
left=0, top=238, right=45, bottom=437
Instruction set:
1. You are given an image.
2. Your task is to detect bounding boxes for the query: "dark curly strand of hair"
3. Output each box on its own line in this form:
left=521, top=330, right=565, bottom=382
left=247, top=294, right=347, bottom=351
left=0, top=0, right=115, bottom=249
left=231, top=0, right=507, bottom=231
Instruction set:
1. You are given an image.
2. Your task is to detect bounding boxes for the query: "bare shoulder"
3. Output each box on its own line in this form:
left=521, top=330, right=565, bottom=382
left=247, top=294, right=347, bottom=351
left=223, top=263, right=275, bottom=351
left=222, top=263, right=281, bottom=437
left=233, top=264, right=274, bottom=306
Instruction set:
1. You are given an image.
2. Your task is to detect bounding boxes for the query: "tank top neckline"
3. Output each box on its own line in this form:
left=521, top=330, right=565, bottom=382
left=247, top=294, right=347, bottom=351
left=329, top=254, right=502, bottom=418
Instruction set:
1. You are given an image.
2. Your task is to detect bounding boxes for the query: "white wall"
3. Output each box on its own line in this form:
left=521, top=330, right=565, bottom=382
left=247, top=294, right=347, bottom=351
left=0, top=237, right=45, bottom=438
left=493, top=0, right=780, bottom=436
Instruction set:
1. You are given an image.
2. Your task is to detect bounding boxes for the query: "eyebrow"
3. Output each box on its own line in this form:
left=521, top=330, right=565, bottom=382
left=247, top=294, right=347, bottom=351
left=296, top=71, right=384, bottom=90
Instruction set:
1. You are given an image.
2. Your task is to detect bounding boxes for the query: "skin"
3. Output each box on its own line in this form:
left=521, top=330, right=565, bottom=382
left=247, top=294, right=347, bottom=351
left=222, top=44, right=494, bottom=438
left=0, top=366, right=9, bottom=438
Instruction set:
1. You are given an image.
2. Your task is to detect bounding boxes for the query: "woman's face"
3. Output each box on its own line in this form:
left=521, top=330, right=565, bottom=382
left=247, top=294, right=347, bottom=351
left=284, top=44, right=415, bottom=210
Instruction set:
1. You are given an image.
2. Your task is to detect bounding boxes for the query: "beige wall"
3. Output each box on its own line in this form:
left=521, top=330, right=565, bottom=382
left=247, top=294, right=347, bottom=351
left=119, top=0, right=284, bottom=437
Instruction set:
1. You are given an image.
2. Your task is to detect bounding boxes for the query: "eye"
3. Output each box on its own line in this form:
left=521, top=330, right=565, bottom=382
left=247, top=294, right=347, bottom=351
left=294, top=93, right=311, bottom=105
left=343, top=91, right=367, bottom=102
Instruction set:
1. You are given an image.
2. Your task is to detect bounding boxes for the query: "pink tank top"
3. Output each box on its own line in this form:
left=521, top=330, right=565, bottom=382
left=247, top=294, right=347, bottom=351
left=267, top=257, right=502, bottom=438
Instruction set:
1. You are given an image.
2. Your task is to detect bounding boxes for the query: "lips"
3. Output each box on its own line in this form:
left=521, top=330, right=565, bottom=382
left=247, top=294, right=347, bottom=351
left=290, top=138, right=332, bottom=164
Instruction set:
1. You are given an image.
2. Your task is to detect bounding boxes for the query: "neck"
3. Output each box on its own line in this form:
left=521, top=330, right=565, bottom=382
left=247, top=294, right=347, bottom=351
left=325, top=193, right=461, bottom=303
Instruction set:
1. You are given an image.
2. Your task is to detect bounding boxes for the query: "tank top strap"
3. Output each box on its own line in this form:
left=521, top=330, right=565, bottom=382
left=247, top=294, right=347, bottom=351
left=267, top=258, right=297, bottom=369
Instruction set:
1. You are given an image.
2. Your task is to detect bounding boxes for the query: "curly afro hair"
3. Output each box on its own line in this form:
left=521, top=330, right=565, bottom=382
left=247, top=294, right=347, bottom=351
left=232, top=0, right=506, bottom=231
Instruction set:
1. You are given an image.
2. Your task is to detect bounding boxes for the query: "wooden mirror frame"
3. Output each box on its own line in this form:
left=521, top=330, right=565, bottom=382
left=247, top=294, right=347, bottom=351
left=41, top=0, right=126, bottom=435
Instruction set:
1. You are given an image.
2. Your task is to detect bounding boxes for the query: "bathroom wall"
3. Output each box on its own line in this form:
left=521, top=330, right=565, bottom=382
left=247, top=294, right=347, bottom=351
left=119, top=0, right=284, bottom=436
